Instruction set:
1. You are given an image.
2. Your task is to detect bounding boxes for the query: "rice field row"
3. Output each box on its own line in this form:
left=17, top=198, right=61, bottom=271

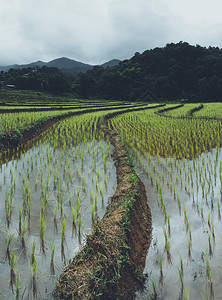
left=0, top=103, right=151, bottom=135
left=108, top=108, right=222, bottom=159
left=162, top=103, right=201, bottom=117
left=157, top=103, right=222, bottom=119
left=193, top=103, right=222, bottom=118
left=0, top=109, right=80, bottom=133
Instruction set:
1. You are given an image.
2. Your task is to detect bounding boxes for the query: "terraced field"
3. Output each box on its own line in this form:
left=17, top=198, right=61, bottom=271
left=0, top=99, right=221, bottom=299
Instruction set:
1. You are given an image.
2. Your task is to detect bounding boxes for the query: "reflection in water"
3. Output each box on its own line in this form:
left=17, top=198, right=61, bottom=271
left=0, top=122, right=117, bottom=299
left=135, top=147, right=222, bottom=300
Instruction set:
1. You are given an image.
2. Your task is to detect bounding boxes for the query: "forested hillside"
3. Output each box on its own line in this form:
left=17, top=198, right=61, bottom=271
left=76, top=42, right=222, bottom=102
left=0, top=66, right=71, bottom=94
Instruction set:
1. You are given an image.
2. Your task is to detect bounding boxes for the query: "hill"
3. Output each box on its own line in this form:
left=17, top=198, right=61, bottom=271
left=101, top=59, right=121, bottom=68
left=75, top=42, right=222, bottom=102
left=0, top=57, right=120, bottom=75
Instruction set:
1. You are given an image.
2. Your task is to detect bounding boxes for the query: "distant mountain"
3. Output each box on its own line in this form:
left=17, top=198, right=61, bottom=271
left=0, top=61, right=46, bottom=72
left=101, top=59, right=121, bottom=68
left=47, top=57, right=93, bottom=74
left=0, top=57, right=121, bottom=75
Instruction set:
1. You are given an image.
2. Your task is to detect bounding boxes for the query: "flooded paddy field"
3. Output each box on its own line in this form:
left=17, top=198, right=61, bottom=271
left=0, top=114, right=117, bottom=299
left=135, top=148, right=222, bottom=299
left=107, top=106, right=222, bottom=299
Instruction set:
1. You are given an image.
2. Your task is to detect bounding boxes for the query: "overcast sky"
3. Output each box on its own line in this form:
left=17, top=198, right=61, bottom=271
left=0, top=0, right=222, bottom=66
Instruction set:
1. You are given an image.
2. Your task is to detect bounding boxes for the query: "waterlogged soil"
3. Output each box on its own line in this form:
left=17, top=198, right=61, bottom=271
left=134, top=147, right=222, bottom=300
left=0, top=134, right=117, bottom=299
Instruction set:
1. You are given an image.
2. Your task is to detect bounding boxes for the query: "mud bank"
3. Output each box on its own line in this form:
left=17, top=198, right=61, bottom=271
left=0, top=103, right=148, bottom=113
left=155, top=103, right=184, bottom=116
left=155, top=103, right=204, bottom=118
left=56, top=120, right=152, bottom=299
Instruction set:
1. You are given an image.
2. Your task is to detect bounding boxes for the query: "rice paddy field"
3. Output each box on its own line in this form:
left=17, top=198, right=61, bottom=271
left=109, top=105, right=222, bottom=300
left=0, top=109, right=80, bottom=133
left=194, top=103, right=222, bottom=118
left=0, top=98, right=222, bottom=299
left=0, top=111, right=117, bottom=299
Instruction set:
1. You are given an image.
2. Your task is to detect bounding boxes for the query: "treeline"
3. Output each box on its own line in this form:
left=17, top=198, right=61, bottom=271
left=0, top=66, right=71, bottom=94
left=76, top=42, right=222, bottom=102
left=1, top=42, right=222, bottom=101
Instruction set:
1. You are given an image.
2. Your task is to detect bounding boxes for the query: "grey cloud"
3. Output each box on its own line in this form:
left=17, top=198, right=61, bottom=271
left=0, top=0, right=222, bottom=66
left=104, top=0, right=182, bottom=59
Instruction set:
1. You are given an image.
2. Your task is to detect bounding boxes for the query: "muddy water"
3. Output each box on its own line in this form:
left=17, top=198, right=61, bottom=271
left=0, top=132, right=117, bottom=299
left=134, top=148, right=222, bottom=300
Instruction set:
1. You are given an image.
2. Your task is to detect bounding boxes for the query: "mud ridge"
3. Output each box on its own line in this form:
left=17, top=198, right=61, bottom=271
left=186, top=103, right=204, bottom=117
left=0, top=102, right=148, bottom=114
left=55, top=118, right=152, bottom=299
left=155, top=103, right=205, bottom=119
left=155, top=103, right=184, bottom=116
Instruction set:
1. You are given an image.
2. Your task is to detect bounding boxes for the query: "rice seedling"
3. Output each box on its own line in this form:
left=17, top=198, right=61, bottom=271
left=208, top=233, right=212, bottom=256
left=78, top=214, right=82, bottom=244
left=159, top=188, right=163, bottom=206
left=49, top=241, right=55, bottom=263
left=205, top=253, right=212, bottom=284
left=188, top=223, right=192, bottom=241
left=179, top=255, right=184, bottom=276
left=21, top=218, right=28, bottom=247
left=161, top=202, right=167, bottom=223
left=163, top=227, right=167, bottom=246
left=90, top=187, right=94, bottom=201
left=61, top=217, right=67, bottom=247
left=157, top=255, right=163, bottom=277
left=18, top=205, right=23, bottom=235
left=166, top=239, right=171, bottom=255
left=217, top=200, right=221, bottom=220
left=151, top=277, right=157, bottom=299
left=90, top=201, right=96, bottom=224
left=54, top=201, right=58, bottom=222
left=210, top=220, right=215, bottom=241
left=207, top=213, right=211, bottom=228
left=177, top=266, right=184, bottom=291
left=31, top=239, right=36, bottom=265
left=94, top=192, right=98, bottom=207
left=40, top=212, right=46, bottom=250
left=10, top=250, right=17, bottom=287
left=100, top=184, right=105, bottom=203
left=183, top=289, right=189, bottom=300
left=184, top=205, right=189, bottom=230
left=205, top=290, right=209, bottom=300
left=187, top=237, right=191, bottom=257
left=30, top=256, right=38, bottom=296
left=71, top=206, right=78, bottom=228
left=177, top=192, right=181, bottom=212
left=6, top=232, right=14, bottom=260
left=201, top=206, right=204, bottom=222
left=15, top=268, right=21, bottom=298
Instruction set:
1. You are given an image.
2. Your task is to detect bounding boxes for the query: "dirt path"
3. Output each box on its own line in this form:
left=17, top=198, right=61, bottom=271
left=55, top=113, right=153, bottom=299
